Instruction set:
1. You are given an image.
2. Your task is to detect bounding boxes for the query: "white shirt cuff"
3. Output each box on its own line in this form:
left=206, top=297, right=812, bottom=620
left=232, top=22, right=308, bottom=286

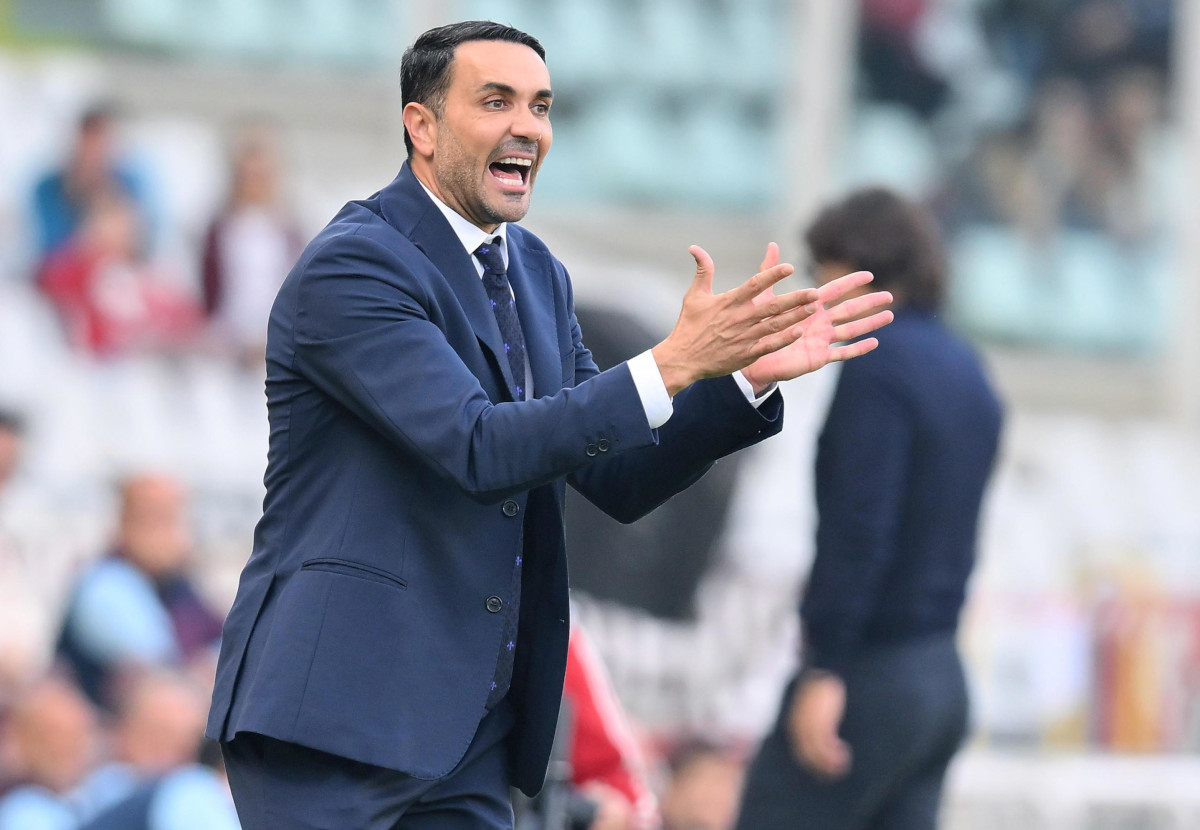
left=733, top=371, right=776, bottom=408
left=627, top=350, right=673, bottom=429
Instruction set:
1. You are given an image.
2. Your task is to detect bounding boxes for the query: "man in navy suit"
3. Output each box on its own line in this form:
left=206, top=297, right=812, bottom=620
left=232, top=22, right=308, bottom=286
left=207, top=20, right=893, bottom=829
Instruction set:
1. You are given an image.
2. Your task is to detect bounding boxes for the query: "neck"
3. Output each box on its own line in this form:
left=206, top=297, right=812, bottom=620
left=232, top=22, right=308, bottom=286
left=409, top=159, right=499, bottom=234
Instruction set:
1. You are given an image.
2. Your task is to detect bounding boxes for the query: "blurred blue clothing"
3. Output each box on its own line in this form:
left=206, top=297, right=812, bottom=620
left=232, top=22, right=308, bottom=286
left=0, top=785, right=77, bottom=830
left=801, top=309, right=1003, bottom=674
left=80, top=765, right=241, bottom=830
left=32, top=166, right=153, bottom=258
left=73, top=763, right=140, bottom=822
left=56, top=557, right=180, bottom=706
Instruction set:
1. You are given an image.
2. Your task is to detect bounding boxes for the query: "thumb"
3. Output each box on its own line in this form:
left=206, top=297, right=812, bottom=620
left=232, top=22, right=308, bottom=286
left=759, top=241, right=780, bottom=273
left=689, top=245, right=715, bottom=295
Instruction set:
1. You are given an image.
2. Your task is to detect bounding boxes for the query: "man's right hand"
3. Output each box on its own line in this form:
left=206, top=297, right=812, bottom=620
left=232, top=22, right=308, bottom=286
left=651, top=246, right=819, bottom=397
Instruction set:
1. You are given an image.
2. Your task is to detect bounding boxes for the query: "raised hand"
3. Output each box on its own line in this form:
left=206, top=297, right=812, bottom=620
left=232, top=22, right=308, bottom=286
left=741, top=243, right=894, bottom=394
left=651, top=245, right=820, bottom=397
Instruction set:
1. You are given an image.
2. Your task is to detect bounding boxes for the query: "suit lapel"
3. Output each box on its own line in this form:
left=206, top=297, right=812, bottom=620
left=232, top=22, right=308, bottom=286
left=507, top=237, right=561, bottom=397
left=379, top=166, right=517, bottom=399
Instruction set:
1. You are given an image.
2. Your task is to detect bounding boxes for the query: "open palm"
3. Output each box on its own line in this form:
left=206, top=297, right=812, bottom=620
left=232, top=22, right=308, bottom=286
left=742, top=243, right=894, bottom=391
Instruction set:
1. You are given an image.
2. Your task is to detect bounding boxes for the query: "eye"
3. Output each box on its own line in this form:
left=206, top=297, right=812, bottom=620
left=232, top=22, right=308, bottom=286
left=484, top=99, right=506, bottom=110
left=533, top=103, right=551, bottom=116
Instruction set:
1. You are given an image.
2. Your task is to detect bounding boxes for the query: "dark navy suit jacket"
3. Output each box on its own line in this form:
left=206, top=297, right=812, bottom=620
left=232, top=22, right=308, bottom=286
left=206, top=164, right=784, bottom=796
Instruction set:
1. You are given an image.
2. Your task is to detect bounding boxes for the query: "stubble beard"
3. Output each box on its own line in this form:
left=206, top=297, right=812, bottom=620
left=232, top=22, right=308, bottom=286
left=435, top=133, right=530, bottom=228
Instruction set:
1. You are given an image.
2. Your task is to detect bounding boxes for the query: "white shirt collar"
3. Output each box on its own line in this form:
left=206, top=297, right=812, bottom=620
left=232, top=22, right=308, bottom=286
left=417, top=178, right=508, bottom=271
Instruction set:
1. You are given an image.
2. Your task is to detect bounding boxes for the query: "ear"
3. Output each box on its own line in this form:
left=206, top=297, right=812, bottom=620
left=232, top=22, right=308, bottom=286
left=403, top=102, right=437, bottom=158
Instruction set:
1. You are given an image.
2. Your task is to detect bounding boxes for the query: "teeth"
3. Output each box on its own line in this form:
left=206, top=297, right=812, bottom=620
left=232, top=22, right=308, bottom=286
left=496, top=157, right=533, bottom=166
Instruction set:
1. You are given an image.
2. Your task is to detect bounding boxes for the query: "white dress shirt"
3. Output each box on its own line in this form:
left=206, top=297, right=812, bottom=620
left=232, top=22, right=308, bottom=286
left=417, top=181, right=772, bottom=428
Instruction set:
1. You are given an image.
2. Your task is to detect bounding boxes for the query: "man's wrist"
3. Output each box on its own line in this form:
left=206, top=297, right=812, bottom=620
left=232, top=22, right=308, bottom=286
left=733, top=370, right=776, bottom=407
left=649, top=342, right=695, bottom=398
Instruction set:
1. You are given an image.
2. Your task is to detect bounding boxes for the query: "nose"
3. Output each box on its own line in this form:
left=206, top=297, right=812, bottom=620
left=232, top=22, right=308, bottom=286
left=509, top=106, right=545, bottom=143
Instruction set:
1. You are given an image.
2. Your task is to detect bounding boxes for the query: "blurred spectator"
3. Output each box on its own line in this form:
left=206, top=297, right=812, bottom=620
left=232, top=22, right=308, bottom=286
left=201, top=121, right=303, bottom=367
left=737, top=189, right=1002, bottom=829
left=32, top=104, right=156, bottom=262
left=80, top=738, right=240, bottom=830
left=55, top=475, right=223, bottom=709
left=74, top=669, right=214, bottom=822
left=0, top=411, right=37, bottom=709
left=858, top=0, right=948, bottom=118
left=0, top=412, right=21, bottom=498
left=0, top=676, right=100, bottom=830
left=563, top=625, right=657, bottom=830
left=36, top=188, right=200, bottom=358
left=659, top=742, right=745, bottom=830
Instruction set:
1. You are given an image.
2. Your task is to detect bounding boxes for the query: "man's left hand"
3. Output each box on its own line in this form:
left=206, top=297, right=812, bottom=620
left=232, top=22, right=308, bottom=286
left=741, top=243, right=894, bottom=395
left=787, top=671, right=852, bottom=780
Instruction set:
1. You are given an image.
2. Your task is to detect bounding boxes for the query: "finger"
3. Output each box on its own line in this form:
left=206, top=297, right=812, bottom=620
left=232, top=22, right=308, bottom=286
left=817, top=270, right=874, bottom=305
left=750, top=286, right=819, bottom=321
left=688, top=245, right=715, bottom=295
left=828, top=337, right=880, bottom=362
left=831, top=310, right=894, bottom=343
left=759, top=241, right=780, bottom=273
left=747, top=301, right=818, bottom=344
left=829, top=290, right=893, bottom=325
left=750, top=316, right=808, bottom=359
left=730, top=261, right=796, bottom=303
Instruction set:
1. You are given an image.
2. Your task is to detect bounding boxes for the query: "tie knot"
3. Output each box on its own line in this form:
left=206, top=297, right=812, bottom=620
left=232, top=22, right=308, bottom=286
left=474, top=241, right=506, bottom=277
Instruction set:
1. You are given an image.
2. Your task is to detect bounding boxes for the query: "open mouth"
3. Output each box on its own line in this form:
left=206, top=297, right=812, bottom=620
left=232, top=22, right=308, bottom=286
left=489, top=156, right=533, bottom=189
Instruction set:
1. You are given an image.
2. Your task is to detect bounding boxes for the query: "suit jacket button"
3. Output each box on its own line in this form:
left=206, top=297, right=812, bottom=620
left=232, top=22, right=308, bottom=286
left=585, top=443, right=598, bottom=457
left=502, top=500, right=520, bottom=517
left=486, top=596, right=504, bottom=613
left=597, top=439, right=610, bottom=452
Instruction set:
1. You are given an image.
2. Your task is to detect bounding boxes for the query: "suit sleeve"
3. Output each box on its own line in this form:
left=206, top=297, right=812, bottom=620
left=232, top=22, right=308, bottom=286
left=563, top=267, right=785, bottom=524
left=291, top=232, right=657, bottom=503
left=800, top=355, right=913, bottom=675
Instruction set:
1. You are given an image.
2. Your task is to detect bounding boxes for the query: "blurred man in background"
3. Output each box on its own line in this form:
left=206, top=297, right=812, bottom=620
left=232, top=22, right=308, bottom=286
left=0, top=676, right=100, bottom=829
left=32, top=105, right=155, bottom=263
left=0, top=413, right=21, bottom=498
left=201, top=120, right=304, bottom=367
left=56, top=475, right=223, bottom=709
left=736, top=189, right=1003, bottom=830
left=77, top=670, right=239, bottom=829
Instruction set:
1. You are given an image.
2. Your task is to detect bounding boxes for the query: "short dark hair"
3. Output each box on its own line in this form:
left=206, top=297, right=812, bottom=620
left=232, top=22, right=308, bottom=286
left=805, top=188, right=946, bottom=312
left=400, top=21, right=546, bottom=159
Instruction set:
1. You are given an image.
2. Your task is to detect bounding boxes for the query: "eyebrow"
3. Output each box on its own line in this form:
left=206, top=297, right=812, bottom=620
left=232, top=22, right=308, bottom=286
left=478, top=82, right=553, bottom=100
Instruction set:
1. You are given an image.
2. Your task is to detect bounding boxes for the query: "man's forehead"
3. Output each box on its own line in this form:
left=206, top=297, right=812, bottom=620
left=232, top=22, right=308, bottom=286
left=450, top=40, right=550, bottom=92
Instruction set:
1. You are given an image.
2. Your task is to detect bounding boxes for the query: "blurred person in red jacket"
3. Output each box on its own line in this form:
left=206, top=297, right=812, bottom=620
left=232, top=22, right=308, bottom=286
left=560, top=624, right=657, bottom=830
left=36, top=188, right=199, bottom=358
left=201, top=121, right=304, bottom=368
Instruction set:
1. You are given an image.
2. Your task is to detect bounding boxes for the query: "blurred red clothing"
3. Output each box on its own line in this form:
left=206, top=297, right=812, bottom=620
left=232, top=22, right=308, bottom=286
left=564, top=625, right=658, bottom=829
left=37, top=242, right=199, bottom=357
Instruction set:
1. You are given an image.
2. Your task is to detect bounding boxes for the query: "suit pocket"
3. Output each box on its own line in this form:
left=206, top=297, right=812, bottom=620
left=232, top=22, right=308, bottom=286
left=300, top=558, right=407, bottom=590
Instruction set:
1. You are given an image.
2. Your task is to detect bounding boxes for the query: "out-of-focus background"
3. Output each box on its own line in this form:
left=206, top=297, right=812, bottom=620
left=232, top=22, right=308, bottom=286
left=0, top=1, right=1197, bottom=828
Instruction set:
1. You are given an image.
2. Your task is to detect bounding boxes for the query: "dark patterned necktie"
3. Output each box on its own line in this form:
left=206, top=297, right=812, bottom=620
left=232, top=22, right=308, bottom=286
left=474, top=240, right=527, bottom=401
left=475, top=238, right=525, bottom=708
